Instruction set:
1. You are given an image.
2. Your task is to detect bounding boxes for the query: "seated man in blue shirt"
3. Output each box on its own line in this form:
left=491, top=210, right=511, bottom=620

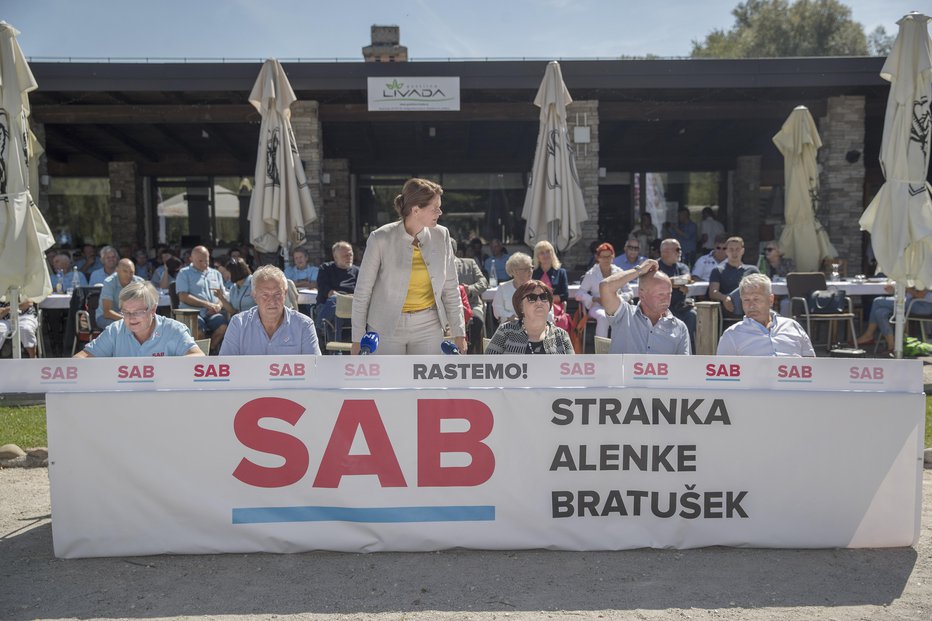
left=220, top=265, right=321, bottom=355
left=612, top=239, right=646, bottom=271
left=74, top=282, right=203, bottom=358
left=707, top=236, right=759, bottom=319
left=176, top=245, right=229, bottom=353
left=284, top=247, right=318, bottom=289
left=717, top=274, right=814, bottom=357
left=599, top=258, right=691, bottom=355
left=96, top=258, right=144, bottom=329
left=89, top=245, right=120, bottom=286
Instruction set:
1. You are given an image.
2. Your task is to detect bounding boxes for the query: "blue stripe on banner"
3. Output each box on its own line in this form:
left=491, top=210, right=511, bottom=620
left=777, top=379, right=813, bottom=383
left=268, top=377, right=304, bottom=381
left=632, top=377, right=668, bottom=380
left=232, top=505, right=496, bottom=524
left=705, top=378, right=740, bottom=382
left=117, top=380, right=155, bottom=383
left=193, top=378, right=231, bottom=382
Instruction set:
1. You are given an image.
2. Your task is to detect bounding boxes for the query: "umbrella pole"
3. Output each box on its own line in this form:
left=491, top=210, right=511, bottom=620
left=894, top=281, right=905, bottom=359
left=9, top=287, right=22, bottom=359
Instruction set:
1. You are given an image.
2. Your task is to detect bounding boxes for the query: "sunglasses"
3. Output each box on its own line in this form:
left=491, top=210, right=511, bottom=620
left=524, top=293, right=552, bottom=303
left=625, top=246, right=640, bottom=250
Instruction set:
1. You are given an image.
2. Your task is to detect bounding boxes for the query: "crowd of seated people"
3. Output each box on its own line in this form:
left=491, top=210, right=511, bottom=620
left=32, top=193, right=928, bottom=361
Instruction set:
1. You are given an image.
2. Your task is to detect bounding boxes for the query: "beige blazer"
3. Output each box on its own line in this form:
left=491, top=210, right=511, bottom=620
left=352, top=221, right=465, bottom=342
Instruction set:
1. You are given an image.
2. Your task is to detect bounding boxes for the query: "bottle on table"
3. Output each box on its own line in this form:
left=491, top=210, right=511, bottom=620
left=70, top=266, right=81, bottom=294
left=757, top=253, right=767, bottom=277
left=489, top=259, right=498, bottom=288
left=55, top=268, right=64, bottom=293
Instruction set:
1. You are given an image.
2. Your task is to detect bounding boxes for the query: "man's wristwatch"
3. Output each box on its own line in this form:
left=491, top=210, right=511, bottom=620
left=633, top=264, right=643, bottom=274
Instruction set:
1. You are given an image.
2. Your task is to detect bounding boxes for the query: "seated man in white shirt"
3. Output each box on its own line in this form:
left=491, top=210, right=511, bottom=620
left=717, top=274, right=815, bottom=357
left=691, top=233, right=728, bottom=282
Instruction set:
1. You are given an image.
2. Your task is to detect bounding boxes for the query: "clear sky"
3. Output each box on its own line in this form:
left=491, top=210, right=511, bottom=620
left=3, top=0, right=923, bottom=61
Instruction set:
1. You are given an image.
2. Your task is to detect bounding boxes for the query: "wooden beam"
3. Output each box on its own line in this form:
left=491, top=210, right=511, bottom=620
left=600, top=100, right=827, bottom=121
left=96, top=125, right=160, bottom=162
left=320, top=103, right=538, bottom=122
left=33, top=104, right=258, bottom=124
left=150, top=125, right=206, bottom=162
left=44, top=125, right=112, bottom=162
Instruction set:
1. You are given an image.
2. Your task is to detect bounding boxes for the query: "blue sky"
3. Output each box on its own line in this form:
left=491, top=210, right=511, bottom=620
left=3, top=0, right=921, bottom=60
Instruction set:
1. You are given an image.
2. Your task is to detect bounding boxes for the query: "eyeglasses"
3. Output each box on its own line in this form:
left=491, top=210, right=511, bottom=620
left=122, top=308, right=153, bottom=319
left=765, top=247, right=777, bottom=252
left=625, top=245, right=640, bottom=250
left=523, top=293, right=552, bottom=303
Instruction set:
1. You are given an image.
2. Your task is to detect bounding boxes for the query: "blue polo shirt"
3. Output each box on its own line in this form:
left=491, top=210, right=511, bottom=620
left=83, top=314, right=197, bottom=357
left=219, top=306, right=321, bottom=355
left=284, top=264, right=319, bottom=284
left=89, top=268, right=115, bottom=286
left=96, top=274, right=144, bottom=326
left=176, top=265, right=225, bottom=318
left=228, top=276, right=257, bottom=313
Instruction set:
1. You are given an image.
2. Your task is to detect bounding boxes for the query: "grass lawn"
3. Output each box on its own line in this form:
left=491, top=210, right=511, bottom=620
left=2, top=397, right=932, bottom=451
left=0, top=405, right=47, bottom=449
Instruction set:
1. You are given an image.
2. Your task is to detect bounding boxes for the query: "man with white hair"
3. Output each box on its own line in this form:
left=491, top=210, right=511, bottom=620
left=220, top=265, right=321, bottom=355
left=74, top=282, right=203, bottom=357
left=717, top=273, right=814, bottom=357
left=89, top=245, right=120, bottom=286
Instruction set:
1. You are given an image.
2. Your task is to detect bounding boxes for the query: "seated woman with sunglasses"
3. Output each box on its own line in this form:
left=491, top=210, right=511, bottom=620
left=485, top=280, right=574, bottom=355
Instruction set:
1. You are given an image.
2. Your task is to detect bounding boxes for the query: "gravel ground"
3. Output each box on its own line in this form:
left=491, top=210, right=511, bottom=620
left=1, top=466, right=930, bottom=621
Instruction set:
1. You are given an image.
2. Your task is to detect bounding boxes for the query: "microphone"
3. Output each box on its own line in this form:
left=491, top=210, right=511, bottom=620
left=441, top=340, right=461, bottom=355
left=359, top=331, right=379, bottom=355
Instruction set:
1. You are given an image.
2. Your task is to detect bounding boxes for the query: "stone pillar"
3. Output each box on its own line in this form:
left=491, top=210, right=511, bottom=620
left=818, top=96, right=865, bottom=267
left=565, top=100, right=599, bottom=275
left=108, top=161, right=143, bottom=249
left=321, top=158, right=351, bottom=258
left=290, top=100, right=324, bottom=261
left=733, top=155, right=762, bottom=262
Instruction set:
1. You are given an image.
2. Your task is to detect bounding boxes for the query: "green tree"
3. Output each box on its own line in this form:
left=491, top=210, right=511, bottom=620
left=691, top=0, right=868, bottom=58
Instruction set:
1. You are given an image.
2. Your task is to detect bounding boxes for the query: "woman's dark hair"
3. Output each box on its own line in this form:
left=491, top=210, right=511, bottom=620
left=393, top=178, right=443, bottom=219
left=166, top=256, right=183, bottom=278
left=226, top=257, right=252, bottom=283
left=512, top=279, right=553, bottom=321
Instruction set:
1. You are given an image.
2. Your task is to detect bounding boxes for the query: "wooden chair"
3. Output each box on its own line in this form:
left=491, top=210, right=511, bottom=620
left=906, top=298, right=932, bottom=343
left=594, top=335, right=611, bottom=354
left=169, top=281, right=201, bottom=337
left=786, top=272, right=858, bottom=350
left=71, top=287, right=102, bottom=355
left=324, top=293, right=353, bottom=354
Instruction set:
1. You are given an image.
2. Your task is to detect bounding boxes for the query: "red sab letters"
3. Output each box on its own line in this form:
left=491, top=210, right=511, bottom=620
left=850, top=366, right=884, bottom=380
left=118, top=365, right=154, bottom=379
left=41, top=366, right=77, bottom=380
left=633, top=362, right=668, bottom=376
left=233, top=397, right=495, bottom=489
left=777, top=364, right=812, bottom=379
left=194, top=363, right=230, bottom=378
left=706, top=363, right=740, bottom=377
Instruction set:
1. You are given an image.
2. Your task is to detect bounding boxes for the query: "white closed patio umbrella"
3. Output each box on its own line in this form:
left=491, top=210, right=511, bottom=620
left=521, top=61, right=588, bottom=252
left=858, top=13, right=932, bottom=358
left=247, top=58, right=317, bottom=259
left=0, top=22, right=53, bottom=358
left=773, top=105, right=837, bottom=272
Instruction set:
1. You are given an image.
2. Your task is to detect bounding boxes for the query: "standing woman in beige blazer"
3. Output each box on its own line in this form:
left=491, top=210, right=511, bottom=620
left=351, top=178, right=467, bottom=355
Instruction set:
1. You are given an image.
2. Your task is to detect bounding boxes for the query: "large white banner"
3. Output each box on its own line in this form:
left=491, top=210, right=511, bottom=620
left=47, top=384, right=924, bottom=558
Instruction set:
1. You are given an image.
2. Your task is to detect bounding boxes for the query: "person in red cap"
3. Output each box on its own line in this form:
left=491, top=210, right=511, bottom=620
left=574, top=242, right=629, bottom=338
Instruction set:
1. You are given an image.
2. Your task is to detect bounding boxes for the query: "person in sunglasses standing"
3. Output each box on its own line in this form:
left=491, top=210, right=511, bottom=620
left=485, top=280, right=573, bottom=355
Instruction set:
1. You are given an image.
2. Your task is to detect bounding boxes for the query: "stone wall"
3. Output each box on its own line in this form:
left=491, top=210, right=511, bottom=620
left=564, top=100, right=599, bottom=276
left=108, top=161, right=143, bottom=248
left=732, top=155, right=762, bottom=263
left=290, top=101, right=324, bottom=261
left=818, top=95, right=865, bottom=268
left=321, top=158, right=351, bottom=259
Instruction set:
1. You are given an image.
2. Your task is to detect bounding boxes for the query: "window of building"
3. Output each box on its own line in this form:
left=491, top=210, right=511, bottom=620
left=44, top=177, right=111, bottom=248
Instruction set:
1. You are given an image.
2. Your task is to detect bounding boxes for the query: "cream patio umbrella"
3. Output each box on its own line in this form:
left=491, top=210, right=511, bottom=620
left=521, top=61, right=588, bottom=252
left=0, top=22, right=53, bottom=358
left=247, top=59, right=317, bottom=260
left=773, top=105, right=837, bottom=272
left=858, top=12, right=932, bottom=358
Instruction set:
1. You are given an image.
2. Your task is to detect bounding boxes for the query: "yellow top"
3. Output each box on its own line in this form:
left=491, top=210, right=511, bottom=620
left=402, top=245, right=435, bottom=312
